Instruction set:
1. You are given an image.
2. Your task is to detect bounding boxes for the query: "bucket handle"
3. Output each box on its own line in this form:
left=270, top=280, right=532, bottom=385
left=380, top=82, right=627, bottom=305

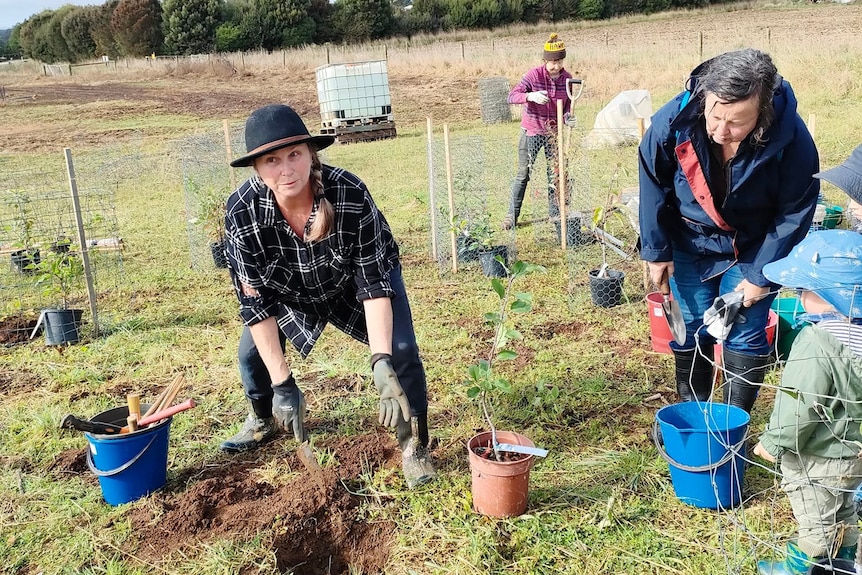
left=652, top=420, right=746, bottom=473
left=86, top=433, right=159, bottom=477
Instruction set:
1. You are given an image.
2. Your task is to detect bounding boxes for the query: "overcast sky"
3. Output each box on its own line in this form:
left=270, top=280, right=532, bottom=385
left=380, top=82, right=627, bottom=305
left=0, top=0, right=108, bottom=30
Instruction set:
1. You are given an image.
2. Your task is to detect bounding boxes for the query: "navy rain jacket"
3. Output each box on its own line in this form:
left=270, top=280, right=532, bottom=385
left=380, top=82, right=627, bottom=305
left=638, top=64, right=819, bottom=287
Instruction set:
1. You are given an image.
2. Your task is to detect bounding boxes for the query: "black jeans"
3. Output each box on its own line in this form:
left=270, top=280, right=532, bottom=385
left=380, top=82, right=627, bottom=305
left=237, top=265, right=429, bottom=415
left=507, top=130, right=558, bottom=223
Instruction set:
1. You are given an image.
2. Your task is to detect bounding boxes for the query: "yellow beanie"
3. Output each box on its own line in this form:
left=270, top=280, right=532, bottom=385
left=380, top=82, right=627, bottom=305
left=543, top=33, right=566, bottom=61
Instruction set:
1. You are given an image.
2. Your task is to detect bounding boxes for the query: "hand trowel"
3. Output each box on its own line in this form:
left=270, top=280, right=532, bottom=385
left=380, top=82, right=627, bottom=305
left=660, top=271, right=686, bottom=346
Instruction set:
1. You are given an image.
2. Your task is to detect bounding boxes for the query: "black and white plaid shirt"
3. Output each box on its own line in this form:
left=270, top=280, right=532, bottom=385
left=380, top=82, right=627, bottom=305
left=224, top=165, right=400, bottom=357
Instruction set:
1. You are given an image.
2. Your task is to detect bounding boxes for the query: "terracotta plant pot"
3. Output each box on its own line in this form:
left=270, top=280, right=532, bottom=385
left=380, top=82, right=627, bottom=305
left=467, top=430, right=535, bottom=518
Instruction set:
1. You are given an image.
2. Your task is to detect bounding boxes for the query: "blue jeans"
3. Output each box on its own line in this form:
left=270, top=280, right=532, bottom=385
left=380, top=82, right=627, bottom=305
left=508, top=130, right=559, bottom=223
left=669, top=251, right=776, bottom=355
left=238, top=266, right=429, bottom=415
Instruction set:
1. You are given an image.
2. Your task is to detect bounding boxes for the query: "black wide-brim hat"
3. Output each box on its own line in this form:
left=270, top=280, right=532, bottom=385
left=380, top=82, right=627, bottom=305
left=230, top=104, right=335, bottom=168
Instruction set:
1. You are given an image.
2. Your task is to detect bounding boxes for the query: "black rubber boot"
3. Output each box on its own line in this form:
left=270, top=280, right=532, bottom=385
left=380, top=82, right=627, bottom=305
left=722, top=349, right=770, bottom=413
left=397, top=413, right=437, bottom=489
left=220, top=398, right=278, bottom=453
left=672, top=347, right=715, bottom=402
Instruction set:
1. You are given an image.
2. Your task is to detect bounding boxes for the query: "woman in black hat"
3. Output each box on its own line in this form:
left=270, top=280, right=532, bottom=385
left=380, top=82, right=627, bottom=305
left=219, top=104, right=436, bottom=489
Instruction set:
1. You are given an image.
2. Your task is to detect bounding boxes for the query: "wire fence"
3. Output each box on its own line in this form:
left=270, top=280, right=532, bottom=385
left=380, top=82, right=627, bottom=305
left=0, top=151, right=126, bottom=345
left=425, top=102, right=641, bottom=306
left=176, top=123, right=247, bottom=271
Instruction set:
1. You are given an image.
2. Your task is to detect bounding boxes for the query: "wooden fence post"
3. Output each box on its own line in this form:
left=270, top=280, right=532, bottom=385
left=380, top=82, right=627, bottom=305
left=443, top=124, right=458, bottom=273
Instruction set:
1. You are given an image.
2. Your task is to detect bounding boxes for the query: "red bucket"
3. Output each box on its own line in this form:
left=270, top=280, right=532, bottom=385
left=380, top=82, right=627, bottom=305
left=714, top=310, right=778, bottom=365
left=646, top=292, right=673, bottom=354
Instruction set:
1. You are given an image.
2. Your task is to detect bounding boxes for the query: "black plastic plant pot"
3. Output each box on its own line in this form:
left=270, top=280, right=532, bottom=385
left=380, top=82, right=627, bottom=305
left=10, top=249, right=40, bottom=274
left=478, top=246, right=509, bottom=278
left=554, top=215, right=592, bottom=248
left=588, top=268, right=625, bottom=308
left=457, top=234, right=480, bottom=263
left=42, top=308, right=83, bottom=346
left=51, top=239, right=72, bottom=253
left=210, top=240, right=228, bottom=269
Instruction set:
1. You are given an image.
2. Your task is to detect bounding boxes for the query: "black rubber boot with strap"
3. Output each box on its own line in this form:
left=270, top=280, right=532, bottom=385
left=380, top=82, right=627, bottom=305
left=397, top=413, right=437, bottom=489
left=721, top=349, right=770, bottom=414
left=672, top=347, right=715, bottom=403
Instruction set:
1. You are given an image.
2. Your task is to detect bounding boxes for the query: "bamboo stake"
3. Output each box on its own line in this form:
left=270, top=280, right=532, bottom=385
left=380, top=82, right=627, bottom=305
left=223, top=119, right=237, bottom=190
left=427, top=117, right=438, bottom=261
left=142, top=373, right=185, bottom=419
left=557, top=99, right=567, bottom=250
left=156, top=375, right=187, bottom=413
left=443, top=124, right=458, bottom=273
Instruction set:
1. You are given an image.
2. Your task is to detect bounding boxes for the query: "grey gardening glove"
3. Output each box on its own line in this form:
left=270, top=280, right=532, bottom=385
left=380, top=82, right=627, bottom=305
left=371, top=353, right=411, bottom=428
left=703, top=291, right=747, bottom=342
left=272, top=377, right=307, bottom=442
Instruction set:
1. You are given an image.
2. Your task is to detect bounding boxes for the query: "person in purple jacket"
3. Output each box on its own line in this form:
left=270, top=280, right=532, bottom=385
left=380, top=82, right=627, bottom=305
left=502, top=33, right=572, bottom=230
left=638, top=48, right=819, bottom=412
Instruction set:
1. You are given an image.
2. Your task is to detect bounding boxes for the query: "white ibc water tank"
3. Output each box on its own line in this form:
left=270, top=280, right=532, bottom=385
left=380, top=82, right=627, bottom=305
left=315, top=60, right=393, bottom=128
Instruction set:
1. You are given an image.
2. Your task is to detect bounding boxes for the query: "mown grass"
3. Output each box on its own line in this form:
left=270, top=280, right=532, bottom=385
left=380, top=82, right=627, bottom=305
left=3, top=2, right=862, bottom=573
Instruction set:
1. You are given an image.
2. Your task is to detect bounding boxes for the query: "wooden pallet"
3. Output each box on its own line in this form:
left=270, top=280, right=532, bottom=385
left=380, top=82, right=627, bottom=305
left=320, top=122, right=397, bottom=144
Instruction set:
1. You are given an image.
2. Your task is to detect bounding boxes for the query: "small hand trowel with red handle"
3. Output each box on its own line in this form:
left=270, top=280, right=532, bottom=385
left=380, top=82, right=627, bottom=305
left=660, top=270, right=687, bottom=346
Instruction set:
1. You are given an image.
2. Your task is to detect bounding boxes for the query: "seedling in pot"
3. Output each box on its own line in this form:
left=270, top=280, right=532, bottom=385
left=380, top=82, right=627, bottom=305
left=591, top=166, right=631, bottom=277
left=32, top=245, right=84, bottom=310
left=465, top=259, right=549, bottom=461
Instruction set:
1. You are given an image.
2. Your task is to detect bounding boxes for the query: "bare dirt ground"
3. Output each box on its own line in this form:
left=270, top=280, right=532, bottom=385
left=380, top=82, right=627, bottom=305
left=49, top=430, right=401, bottom=574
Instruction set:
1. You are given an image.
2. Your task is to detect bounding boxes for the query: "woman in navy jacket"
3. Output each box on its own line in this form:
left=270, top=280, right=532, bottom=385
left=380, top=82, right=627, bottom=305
left=639, top=48, right=819, bottom=412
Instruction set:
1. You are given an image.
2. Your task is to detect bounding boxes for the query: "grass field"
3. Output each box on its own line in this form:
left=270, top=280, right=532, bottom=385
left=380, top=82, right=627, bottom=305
left=2, top=2, right=862, bottom=574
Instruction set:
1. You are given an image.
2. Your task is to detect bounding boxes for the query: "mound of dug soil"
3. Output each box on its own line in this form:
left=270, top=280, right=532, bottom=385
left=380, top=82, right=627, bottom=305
left=125, top=432, right=401, bottom=574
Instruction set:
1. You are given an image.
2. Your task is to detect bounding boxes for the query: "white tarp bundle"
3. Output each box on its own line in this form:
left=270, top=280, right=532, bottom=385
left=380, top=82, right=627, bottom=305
left=584, top=90, right=653, bottom=149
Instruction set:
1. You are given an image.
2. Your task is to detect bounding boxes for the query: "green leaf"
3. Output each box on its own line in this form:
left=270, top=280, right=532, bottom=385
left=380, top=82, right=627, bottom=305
left=484, top=312, right=501, bottom=324
left=505, top=328, right=522, bottom=341
left=497, top=349, right=517, bottom=361
left=466, top=386, right=481, bottom=399
left=495, top=379, right=513, bottom=393
left=491, top=278, right=505, bottom=299
left=510, top=299, right=532, bottom=313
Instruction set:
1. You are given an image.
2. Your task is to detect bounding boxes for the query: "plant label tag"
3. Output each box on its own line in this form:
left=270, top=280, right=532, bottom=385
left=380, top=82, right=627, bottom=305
left=495, top=443, right=549, bottom=457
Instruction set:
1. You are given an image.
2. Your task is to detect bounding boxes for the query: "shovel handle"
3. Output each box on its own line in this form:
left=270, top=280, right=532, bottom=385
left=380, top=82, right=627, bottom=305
left=658, top=270, right=671, bottom=297
left=135, top=398, right=196, bottom=429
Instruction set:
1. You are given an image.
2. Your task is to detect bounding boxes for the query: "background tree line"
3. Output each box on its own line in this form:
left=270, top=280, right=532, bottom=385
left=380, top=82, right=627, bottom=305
left=0, top=0, right=721, bottom=64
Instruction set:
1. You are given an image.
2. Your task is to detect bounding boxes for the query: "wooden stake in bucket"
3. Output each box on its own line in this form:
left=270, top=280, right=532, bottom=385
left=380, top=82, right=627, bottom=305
left=85, top=404, right=172, bottom=505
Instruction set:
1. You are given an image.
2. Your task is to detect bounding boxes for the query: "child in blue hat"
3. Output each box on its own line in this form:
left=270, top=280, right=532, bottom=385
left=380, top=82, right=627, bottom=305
left=753, top=229, right=862, bottom=574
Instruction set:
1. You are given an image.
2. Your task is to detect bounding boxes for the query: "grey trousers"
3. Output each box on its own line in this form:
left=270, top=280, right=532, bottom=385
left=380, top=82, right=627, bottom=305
left=780, top=452, right=862, bottom=557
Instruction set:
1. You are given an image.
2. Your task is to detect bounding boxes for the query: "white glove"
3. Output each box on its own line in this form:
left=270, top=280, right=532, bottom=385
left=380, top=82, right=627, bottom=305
left=564, top=112, right=576, bottom=127
left=526, top=91, right=550, bottom=105
left=703, top=291, right=747, bottom=342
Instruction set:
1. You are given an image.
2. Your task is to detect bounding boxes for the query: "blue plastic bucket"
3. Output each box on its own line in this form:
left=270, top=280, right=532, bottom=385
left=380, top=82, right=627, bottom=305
left=85, top=405, right=172, bottom=506
left=654, top=402, right=750, bottom=509
left=771, top=296, right=804, bottom=361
